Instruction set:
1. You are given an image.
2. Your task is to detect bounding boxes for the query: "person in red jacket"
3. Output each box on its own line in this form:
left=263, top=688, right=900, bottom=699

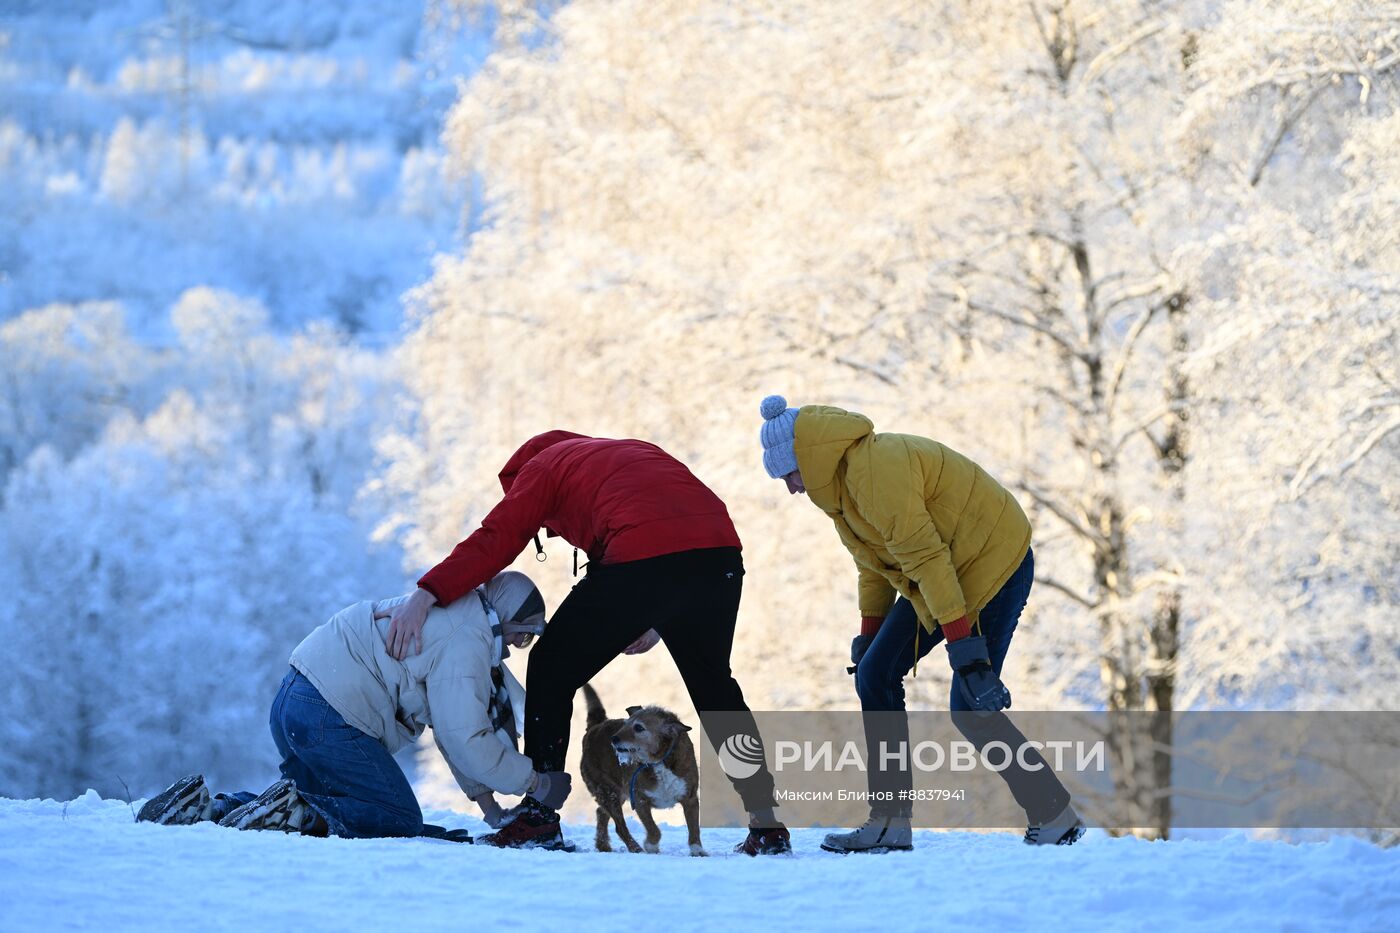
left=383, top=431, right=789, bottom=854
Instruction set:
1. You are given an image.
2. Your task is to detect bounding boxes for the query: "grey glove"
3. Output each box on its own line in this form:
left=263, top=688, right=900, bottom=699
left=531, top=770, right=573, bottom=810
left=945, top=635, right=1012, bottom=711
left=847, top=634, right=873, bottom=675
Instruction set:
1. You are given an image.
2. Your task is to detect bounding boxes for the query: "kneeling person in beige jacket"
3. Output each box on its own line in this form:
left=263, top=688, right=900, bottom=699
left=137, top=571, right=571, bottom=841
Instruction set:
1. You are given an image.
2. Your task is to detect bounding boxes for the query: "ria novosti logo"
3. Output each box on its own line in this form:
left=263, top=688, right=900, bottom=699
left=717, top=733, right=765, bottom=779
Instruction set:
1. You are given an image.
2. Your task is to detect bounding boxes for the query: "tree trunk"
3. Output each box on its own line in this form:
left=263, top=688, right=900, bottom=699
left=1144, top=290, right=1191, bottom=839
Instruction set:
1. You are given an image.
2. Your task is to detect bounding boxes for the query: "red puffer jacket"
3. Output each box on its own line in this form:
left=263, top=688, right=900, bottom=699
left=417, top=431, right=743, bottom=606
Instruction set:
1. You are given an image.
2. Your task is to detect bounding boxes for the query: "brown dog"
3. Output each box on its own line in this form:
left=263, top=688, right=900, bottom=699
left=579, top=683, right=705, bottom=856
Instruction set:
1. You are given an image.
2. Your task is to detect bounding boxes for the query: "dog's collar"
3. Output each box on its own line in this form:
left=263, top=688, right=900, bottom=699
left=628, top=736, right=679, bottom=810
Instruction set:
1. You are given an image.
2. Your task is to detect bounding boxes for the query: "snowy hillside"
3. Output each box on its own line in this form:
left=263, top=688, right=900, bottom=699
left=2, top=792, right=1397, bottom=932
left=2, top=0, right=1397, bottom=889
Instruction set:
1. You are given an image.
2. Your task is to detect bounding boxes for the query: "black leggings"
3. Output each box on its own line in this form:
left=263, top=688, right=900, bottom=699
left=523, top=547, right=776, bottom=813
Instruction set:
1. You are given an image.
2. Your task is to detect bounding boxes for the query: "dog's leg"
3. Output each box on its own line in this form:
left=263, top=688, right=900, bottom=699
left=594, top=806, right=613, bottom=852
left=634, top=801, right=663, bottom=854
left=681, top=796, right=707, bottom=857
left=607, top=800, right=644, bottom=853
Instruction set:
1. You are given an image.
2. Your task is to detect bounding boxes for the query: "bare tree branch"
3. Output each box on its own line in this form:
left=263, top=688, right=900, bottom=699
left=830, top=354, right=899, bottom=387
left=1238, top=49, right=1400, bottom=95
left=1248, top=80, right=1330, bottom=187
left=1036, top=574, right=1097, bottom=608
left=1289, top=411, right=1400, bottom=499
left=1015, top=481, right=1106, bottom=548
left=946, top=289, right=1089, bottom=362
left=1102, top=276, right=1170, bottom=315
left=1114, top=403, right=1187, bottom=456
left=1105, top=296, right=1164, bottom=421
left=1080, top=18, right=1169, bottom=87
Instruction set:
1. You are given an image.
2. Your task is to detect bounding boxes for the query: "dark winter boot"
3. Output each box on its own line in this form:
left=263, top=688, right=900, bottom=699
left=734, top=825, right=792, bottom=856
left=1023, top=802, right=1086, bottom=846
left=217, top=779, right=316, bottom=833
left=478, top=797, right=573, bottom=851
left=137, top=774, right=214, bottom=826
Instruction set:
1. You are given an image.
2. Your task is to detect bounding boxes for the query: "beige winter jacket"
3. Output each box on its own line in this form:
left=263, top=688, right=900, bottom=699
left=288, top=592, right=533, bottom=800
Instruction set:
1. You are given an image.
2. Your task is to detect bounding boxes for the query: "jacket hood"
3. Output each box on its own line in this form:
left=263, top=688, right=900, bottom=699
left=793, top=405, right=874, bottom=503
left=482, top=570, right=547, bottom=631
left=499, top=430, right=589, bottom=493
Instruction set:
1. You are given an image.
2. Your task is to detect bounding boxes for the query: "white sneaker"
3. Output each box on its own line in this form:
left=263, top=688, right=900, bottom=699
left=820, top=814, right=913, bottom=853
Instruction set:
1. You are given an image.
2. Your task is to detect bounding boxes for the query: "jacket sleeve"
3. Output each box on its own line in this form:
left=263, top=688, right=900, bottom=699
left=856, top=562, right=897, bottom=621
left=436, top=737, right=491, bottom=800
left=417, top=459, right=555, bottom=606
left=854, top=442, right=968, bottom=625
left=425, top=632, right=535, bottom=798
left=825, top=513, right=897, bottom=619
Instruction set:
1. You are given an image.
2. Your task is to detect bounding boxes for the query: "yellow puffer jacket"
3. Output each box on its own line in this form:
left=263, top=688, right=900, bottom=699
left=794, top=405, right=1032, bottom=634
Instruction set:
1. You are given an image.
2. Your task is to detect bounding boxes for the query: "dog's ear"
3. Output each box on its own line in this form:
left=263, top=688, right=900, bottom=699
left=664, top=720, right=693, bottom=736
left=626, top=705, right=643, bottom=717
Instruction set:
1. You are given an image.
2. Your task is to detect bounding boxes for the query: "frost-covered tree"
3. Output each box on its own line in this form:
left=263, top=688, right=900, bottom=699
left=0, top=301, right=167, bottom=482
left=396, top=0, right=1400, bottom=832
left=1178, top=4, right=1400, bottom=713
left=0, top=0, right=472, bottom=333
left=0, top=289, right=405, bottom=800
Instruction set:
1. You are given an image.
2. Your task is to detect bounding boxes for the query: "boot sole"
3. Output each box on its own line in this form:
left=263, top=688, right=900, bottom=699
left=1025, top=819, right=1087, bottom=846
left=218, top=781, right=301, bottom=832
left=481, top=835, right=576, bottom=852
left=532, top=838, right=577, bottom=852
left=820, top=842, right=913, bottom=854
left=136, top=775, right=207, bottom=825
left=479, top=822, right=576, bottom=851
left=221, top=804, right=299, bottom=831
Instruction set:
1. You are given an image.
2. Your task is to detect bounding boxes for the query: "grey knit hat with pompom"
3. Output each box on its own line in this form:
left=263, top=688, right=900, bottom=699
left=759, top=395, right=800, bottom=478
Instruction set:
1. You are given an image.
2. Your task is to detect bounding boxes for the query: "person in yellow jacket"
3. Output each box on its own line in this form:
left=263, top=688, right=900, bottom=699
left=757, top=395, right=1084, bottom=851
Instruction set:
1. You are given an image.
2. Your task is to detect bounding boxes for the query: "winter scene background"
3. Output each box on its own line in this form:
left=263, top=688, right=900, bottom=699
left=1, top=1, right=1397, bottom=930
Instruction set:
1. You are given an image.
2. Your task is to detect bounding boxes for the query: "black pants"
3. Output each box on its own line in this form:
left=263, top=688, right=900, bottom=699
left=523, top=546, right=777, bottom=813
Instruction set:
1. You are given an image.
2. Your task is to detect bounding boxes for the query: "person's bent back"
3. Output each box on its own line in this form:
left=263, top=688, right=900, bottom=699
left=136, top=571, right=560, bottom=839
left=292, top=583, right=533, bottom=802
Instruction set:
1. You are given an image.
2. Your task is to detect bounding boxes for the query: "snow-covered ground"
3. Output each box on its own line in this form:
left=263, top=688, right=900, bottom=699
left=2, top=793, right=1396, bottom=932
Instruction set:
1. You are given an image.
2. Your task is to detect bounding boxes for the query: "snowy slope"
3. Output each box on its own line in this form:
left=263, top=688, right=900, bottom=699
left=1, top=793, right=1396, bottom=932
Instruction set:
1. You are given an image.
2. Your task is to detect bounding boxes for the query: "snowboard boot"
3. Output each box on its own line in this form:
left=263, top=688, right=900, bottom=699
left=217, top=779, right=317, bottom=833
left=1023, top=802, right=1086, bottom=846
left=821, top=813, right=913, bottom=854
left=734, top=825, right=792, bottom=856
left=478, top=797, right=572, bottom=851
left=137, top=774, right=214, bottom=826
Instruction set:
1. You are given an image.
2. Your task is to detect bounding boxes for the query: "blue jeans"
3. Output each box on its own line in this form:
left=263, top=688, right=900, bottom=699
left=217, top=669, right=428, bottom=839
left=855, top=548, right=1035, bottom=713
left=853, top=549, right=1068, bottom=821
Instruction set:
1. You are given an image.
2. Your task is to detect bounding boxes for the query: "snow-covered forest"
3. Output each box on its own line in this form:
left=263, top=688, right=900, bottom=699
left=1, top=0, right=1397, bottom=842
left=0, top=0, right=482, bottom=804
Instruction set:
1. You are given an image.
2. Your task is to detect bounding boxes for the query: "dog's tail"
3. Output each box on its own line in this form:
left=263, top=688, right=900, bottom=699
left=581, top=682, right=607, bottom=729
